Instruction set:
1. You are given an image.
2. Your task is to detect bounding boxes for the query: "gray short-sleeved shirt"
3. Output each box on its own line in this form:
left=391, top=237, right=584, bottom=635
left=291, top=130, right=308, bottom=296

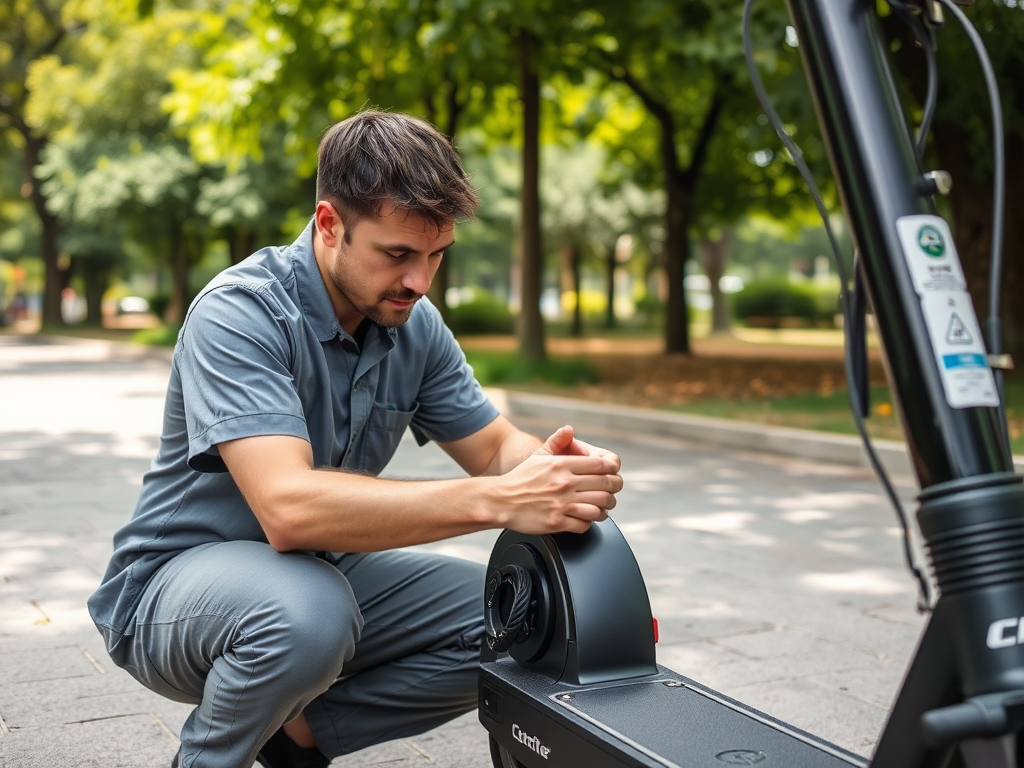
left=88, top=221, right=500, bottom=640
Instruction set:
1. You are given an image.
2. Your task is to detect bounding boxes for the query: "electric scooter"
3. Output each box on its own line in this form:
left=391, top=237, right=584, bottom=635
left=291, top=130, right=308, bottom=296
left=479, top=1, right=1024, bottom=766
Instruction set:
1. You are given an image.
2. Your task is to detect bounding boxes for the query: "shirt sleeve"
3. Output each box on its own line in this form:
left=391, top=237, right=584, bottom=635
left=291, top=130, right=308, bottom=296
left=176, top=283, right=310, bottom=472
left=408, top=302, right=500, bottom=446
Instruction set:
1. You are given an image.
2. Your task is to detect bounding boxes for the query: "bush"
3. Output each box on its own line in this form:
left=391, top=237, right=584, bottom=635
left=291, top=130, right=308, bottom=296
left=132, top=324, right=181, bottom=347
left=148, top=291, right=171, bottom=322
left=731, top=279, right=821, bottom=327
left=448, top=290, right=515, bottom=335
left=633, top=293, right=663, bottom=325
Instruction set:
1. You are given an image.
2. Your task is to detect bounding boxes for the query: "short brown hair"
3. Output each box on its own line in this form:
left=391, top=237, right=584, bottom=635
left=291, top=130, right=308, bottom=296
left=316, top=110, right=478, bottom=238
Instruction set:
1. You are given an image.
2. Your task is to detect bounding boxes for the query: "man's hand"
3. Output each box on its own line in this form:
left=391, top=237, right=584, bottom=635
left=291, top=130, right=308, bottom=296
left=538, top=425, right=620, bottom=465
left=496, top=424, right=623, bottom=535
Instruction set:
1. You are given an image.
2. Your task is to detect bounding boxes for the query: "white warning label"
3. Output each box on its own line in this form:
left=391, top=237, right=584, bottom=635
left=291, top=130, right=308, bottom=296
left=896, top=215, right=999, bottom=409
left=945, top=313, right=973, bottom=345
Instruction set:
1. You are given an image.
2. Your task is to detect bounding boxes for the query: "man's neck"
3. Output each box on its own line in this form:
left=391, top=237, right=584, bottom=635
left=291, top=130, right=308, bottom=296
left=312, top=227, right=363, bottom=334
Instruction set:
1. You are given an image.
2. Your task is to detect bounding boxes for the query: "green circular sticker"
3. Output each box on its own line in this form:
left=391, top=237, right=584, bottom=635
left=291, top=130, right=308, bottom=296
left=918, top=225, right=945, bottom=257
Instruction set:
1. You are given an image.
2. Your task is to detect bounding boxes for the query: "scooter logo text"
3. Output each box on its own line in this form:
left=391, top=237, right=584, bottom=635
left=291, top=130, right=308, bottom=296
left=512, top=723, right=551, bottom=759
left=987, top=617, right=1024, bottom=649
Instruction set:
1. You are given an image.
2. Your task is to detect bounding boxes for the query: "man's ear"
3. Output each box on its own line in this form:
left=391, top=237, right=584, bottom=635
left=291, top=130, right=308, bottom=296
left=314, top=200, right=345, bottom=248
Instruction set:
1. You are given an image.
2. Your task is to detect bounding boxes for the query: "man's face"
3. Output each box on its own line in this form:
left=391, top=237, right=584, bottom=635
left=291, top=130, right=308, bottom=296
left=318, top=201, right=454, bottom=334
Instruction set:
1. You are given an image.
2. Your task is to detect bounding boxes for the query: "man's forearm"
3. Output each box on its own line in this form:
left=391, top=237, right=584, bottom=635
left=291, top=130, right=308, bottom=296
left=266, top=469, right=502, bottom=552
left=482, top=430, right=543, bottom=476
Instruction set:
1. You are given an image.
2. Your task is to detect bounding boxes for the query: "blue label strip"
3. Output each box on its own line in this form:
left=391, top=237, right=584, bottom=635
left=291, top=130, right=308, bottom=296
left=942, top=353, right=987, bottom=370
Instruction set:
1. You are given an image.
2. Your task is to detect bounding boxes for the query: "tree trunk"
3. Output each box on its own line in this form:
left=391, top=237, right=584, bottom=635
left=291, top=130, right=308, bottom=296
left=81, top=261, right=110, bottom=326
left=426, top=78, right=464, bottom=326
left=604, top=238, right=617, bottom=328
left=22, top=133, right=64, bottom=327
left=517, top=28, right=546, bottom=362
left=166, top=223, right=190, bottom=325
left=429, top=251, right=452, bottom=324
left=663, top=173, right=691, bottom=354
left=567, top=242, right=583, bottom=337
left=700, top=229, right=734, bottom=334
left=228, top=228, right=257, bottom=266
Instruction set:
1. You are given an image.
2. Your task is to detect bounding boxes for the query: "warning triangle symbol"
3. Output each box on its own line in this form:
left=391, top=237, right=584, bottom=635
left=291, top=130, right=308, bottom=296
left=946, top=312, right=973, bottom=345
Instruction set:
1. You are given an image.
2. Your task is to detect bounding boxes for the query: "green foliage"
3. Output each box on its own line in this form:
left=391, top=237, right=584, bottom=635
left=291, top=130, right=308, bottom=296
left=632, top=292, right=664, bottom=325
left=8, top=0, right=1023, bottom=351
left=448, top=289, right=515, bottom=336
left=463, top=349, right=599, bottom=388
left=147, top=291, right=171, bottom=321
left=132, top=322, right=180, bottom=347
left=731, top=278, right=819, bottom=325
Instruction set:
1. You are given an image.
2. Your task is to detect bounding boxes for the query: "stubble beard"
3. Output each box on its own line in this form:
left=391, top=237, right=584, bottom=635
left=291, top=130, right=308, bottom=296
left=363, top=289, right=421, bottom=328
left=328, top=260, right=421, bottom=329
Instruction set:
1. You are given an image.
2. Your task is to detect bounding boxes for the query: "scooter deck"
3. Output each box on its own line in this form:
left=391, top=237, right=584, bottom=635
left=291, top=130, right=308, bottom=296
left=481, top=659, right=868, bottom=768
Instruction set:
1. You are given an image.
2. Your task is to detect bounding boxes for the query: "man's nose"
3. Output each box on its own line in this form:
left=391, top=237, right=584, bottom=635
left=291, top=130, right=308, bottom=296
left=402, top=257, right=432, bottom=295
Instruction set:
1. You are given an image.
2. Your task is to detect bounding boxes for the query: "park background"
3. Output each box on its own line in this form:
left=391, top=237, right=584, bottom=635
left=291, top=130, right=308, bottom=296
left=4, top=0, right=1024, bottom=449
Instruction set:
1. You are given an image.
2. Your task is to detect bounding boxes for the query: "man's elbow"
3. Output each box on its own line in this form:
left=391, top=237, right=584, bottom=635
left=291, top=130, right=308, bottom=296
left=253, top=490, right=309, bottom=552
left=263, top=525, right=301, bottom=553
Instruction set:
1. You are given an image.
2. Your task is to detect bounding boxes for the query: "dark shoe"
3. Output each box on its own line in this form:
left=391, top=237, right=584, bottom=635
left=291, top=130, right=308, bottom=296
left=171, top=729, right=327, bottom=768
left=256, top=728, right=329, bottom=768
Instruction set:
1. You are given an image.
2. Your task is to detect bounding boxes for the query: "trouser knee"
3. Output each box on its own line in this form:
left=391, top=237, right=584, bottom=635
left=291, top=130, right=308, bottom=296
left=249, top=560, right=364, bottom=692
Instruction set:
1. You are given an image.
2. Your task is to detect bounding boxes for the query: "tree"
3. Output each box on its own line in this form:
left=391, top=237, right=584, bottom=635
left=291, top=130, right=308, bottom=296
left=567, top=0, right=811, bottom=353
left=541, top=142, right=662, bottom=334
left=516, top=26, right=546, bottom=359
left=26, top=3, right=216, bottom=324
left=0, top=0, right=86, bottom=325
left=195, top=152, right=311, bottom=267
left=699, top=229, right=734, bottom=334
left=163, top=0, right=561, bottom=359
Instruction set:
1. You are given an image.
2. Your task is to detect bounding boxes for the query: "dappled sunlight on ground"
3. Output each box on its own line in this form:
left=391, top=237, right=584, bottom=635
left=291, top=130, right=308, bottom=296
left=670, top=512, right=776, bottom=547
left=800, top=569, right=908, bottom=596
left=772, top=491, right=885, bottom=511
left=779, top=509, right=833, bottom=523
left=619, top=463, right=694, bottom=492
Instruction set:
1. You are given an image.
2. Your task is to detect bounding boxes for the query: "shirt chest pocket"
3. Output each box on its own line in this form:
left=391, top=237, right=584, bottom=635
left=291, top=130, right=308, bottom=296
left=359, top=403, right=419, bottom=475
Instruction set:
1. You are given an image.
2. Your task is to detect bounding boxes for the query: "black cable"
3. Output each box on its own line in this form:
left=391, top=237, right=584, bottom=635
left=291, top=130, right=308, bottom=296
left=484, top=564, right=533, bottom=652
left=935, top=0, right=1010, bottom=456
left=742, top=0, right=933, bottom=611
left=916, top=24, right=938, bottom=160
left=881, top=2, right=938, bottom=159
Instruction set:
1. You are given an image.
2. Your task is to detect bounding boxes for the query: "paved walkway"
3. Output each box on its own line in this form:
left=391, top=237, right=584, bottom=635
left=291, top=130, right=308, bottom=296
left=0, top=335, right=929, bottom=767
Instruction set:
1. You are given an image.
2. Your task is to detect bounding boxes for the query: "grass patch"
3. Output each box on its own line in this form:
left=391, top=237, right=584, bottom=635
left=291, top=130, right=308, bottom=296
left=668, top=378, right=1024, bottom=454
left=667, top=386, right=903, bottom=441
left=132, top=324, right=181, bottom=347
left=464, top=349, right=599, bottom=388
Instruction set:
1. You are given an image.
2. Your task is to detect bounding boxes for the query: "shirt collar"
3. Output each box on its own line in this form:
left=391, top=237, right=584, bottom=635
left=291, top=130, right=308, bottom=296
left=289, top=218, right=400, bottom=349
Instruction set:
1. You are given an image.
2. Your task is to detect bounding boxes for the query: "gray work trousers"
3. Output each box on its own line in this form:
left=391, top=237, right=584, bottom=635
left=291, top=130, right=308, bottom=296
left=107, top=541, right=485, bottom=768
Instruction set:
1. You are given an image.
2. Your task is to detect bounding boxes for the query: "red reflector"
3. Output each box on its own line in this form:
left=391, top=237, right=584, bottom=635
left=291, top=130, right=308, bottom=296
left=652, top=617, right=659, bottom=644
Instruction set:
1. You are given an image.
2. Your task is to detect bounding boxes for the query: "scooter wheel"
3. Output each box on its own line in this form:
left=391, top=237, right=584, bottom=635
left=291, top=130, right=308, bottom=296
left=489, top=736, right=527, bottom=768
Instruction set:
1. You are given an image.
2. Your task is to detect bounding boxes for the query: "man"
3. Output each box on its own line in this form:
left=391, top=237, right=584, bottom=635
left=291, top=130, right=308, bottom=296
left=88, top=110, right=622, bottom=768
